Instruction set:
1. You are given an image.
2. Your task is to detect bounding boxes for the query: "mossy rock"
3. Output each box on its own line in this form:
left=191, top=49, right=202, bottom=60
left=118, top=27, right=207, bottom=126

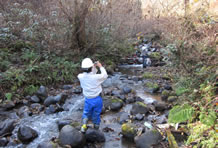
left=146, top=82, right=159, bottom=89
left=162, top=74, right=171, bottom=80
left=150, top=52, right=161, bottom=60
left=161, top=90, right=170, bottom=96
left=131, top=101, right=148, bottom=115
left=136, top=101, right=147, bottom=108
left=142, top=72, right=153, bottom=79
left=110, top=98, right=124, bottom=111
left=167, top=96, right=178, bottom=103
left=121, top=123, right=136, bottom=139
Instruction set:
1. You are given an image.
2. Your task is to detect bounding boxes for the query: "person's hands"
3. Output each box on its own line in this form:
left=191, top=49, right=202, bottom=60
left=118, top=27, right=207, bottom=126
left=95, top=61, right=102, bottom=68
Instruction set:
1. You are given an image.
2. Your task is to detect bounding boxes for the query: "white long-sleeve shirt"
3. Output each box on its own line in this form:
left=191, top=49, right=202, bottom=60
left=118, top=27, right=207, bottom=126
left=77, top=67, right=108, bottom=99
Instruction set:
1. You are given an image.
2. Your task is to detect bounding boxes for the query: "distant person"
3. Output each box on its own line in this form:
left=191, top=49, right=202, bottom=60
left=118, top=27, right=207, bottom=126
left=78, top=58, right=108, bottom=132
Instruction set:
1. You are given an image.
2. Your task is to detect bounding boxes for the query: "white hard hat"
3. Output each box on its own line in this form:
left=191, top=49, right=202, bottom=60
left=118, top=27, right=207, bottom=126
left=81, top=58, right=94, bottom=68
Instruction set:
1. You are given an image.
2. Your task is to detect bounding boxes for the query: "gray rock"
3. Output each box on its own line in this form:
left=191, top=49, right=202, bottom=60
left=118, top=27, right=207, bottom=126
left=18, top=106, right=31, bottom=118
left=130, top=102, right=149, bottom=115
left=121, top=123, right=136, bottom=140
left=119, top=112, right=129, bottom=124
left=63, top=85, right=73, bottom=90
left=0, top=137, right=8, bottom=147
left=111, top=90, right=122, bottom=96
left=44, top=96, right=56, bottom=107
left=85, top=128, right=105, bottom=143
left=57, top=120, right=72, bottom=131
left=135, top=114, right=144, bottom=121
left=147, top=115, right=167, bottom=124
left=154, top=102, right=167, bottom=111
left=110, top=99, right=123, bottom=111
left=0, top=119, right=16, bottom=136
left=73, top=86, right=82, bottom=94
left=0, top=101, right=15, bottom=110
left=18, top=126, right=38, bottom=143
left=37, top=141, right=55, bottom=148
left=135, top=97, right=144, bottom=102
left=44, top=105, right=56, bottom=115
left=135, top=130, right=162, bottom=148
left=59, top=125, right=85, bottom=148
left=30, top=103, right=43, bottom=113
left=102, top=78, right=113, bottom=88
left=30, top=95, right=40, bottom=103
left=123, top=87, right=132, bottom=94
left=54, top=93, right=68, bottom=104
left=126, top=97, right=135, bottom=104
left=167, top=96, right=177, bottom=103
left=36, top=86, right=48, bottom=100
left=164, top=84, right=172, bottom=90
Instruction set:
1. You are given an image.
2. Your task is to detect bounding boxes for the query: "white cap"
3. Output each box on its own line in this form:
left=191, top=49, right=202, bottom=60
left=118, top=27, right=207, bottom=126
left=81, top=58, right=94, bottom=68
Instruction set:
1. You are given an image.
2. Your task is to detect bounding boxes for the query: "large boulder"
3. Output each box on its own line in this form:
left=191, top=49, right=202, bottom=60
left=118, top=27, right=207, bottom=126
left=130, top=102, right=149, bottom=115
left=59, top=125, right=85, bottom=148
left=85, top=128, right=105, bottom=143
left=54, top=93, right=68, bottom=104
left=36, top=86, right=48, bottom=100
left=18, top=126, right=38, bottom=143
left=121, top=123, right=137, bottom=140
left=57, top=119, right=72, bottom=131
left=0, top=101, right=15, bottom=110
left=0, top=119, right=16, bottom=137
left=135, top=130, right=162, bottom=148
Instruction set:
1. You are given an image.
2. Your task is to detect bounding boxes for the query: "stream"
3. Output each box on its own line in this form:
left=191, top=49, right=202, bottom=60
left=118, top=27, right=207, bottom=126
left=1, top=63, right=167, bottom=148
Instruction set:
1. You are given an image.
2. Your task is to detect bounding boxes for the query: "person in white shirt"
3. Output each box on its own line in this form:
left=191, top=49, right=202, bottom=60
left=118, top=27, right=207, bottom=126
left=78, top=58, right=108, bottom=132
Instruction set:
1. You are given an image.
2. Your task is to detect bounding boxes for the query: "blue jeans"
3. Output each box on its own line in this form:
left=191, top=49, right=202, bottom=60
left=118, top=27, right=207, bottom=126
left=82, top=96, right=103, bottom=125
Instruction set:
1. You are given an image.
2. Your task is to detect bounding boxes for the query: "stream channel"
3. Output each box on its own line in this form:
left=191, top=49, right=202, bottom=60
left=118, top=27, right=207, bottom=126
left=1, top=64, right=167, bottom=148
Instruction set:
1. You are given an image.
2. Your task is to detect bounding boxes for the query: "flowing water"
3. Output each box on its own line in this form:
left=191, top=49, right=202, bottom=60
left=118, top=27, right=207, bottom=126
left=5, top=64, right=161, bottom=148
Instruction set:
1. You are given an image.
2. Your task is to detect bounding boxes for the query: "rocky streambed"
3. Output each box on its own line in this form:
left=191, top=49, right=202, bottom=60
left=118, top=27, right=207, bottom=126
left=0, top=39, right=184, bottom=148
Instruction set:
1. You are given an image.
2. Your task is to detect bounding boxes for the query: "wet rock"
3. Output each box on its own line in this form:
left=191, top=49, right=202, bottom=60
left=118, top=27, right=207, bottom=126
left=44, top=105, right=56, bottom=115
left=135, top=113, right=144, bottom=121
left=119, top=112, right=129, bottom=124
left=145, top=82, right=159, bottom=94
left=135, top=130, right=162, bottom=148
left=154, top=102, right=167, bottom=111
left=168, top=96, right=177, bottom=103
left=30, top=103, right=43, bottom=113
left=117, top=95, right=126, bottom=102
left=57, top=120, right=72, bottom=131
left=110, top=99, right=123, bottom=111
left=18, top=106, right=31, bottom=118
left=54, top=93, right=68, bottom=104
left=111, top=90, right=122, bottom=96
left=0, top=101, right=15, bottom=110
left=36, top=86, right=48, bottom=100
left=30, top=95, right=40, bottom=103
left=0, top=119, right=16, bottom=136
left=102, top=78, right=113, bottom=88
left=122, top=86, right=132, bottom=94
left=135, top=97, right=144, bottom=102
left=161, top=90, right=170, bottom=101
left=18, top=126, right=38, bottom=143
left=37, top=141, right=56, bottom=148
left=0, top=137, right=8, bottom=146
left=73, top=86, right=82, bottom=94
left=63, top=85, right=73, bottom=90
left=44, top=96, right=56, bottom=107
left=164, top=84, right=172, bottom=90
left=59, top=125, right=85, bottom=148
left=130, top=102, right=148, bottom=115
left=121, top=123, right=136, bottom=140
left=147, top=115, right=167, bottom=124
left=126, top=97, right=135, bottom=104
left=85, top=128, right=105, bottom=143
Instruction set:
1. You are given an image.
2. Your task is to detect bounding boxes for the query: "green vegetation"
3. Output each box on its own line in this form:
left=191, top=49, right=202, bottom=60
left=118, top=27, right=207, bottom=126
left=142, top=72, right=154, bottom=79
left=145, top=82, right=159, bottom=90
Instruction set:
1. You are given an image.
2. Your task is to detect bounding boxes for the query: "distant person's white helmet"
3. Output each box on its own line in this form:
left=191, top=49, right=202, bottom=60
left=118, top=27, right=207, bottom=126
left=81, top=58, right=94, bottom=68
